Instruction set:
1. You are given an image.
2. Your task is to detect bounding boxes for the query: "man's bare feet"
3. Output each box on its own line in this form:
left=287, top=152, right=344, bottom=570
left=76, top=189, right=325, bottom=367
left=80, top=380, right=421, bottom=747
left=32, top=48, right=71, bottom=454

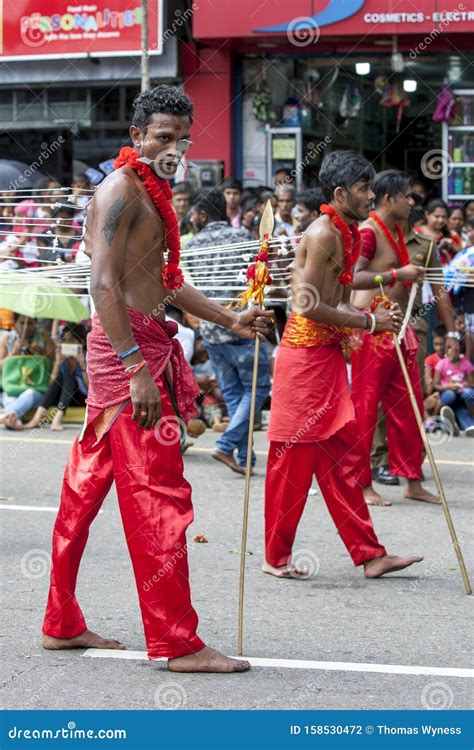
left=168, top=646, right=250, bottom=673
left=364, top=554, right=423, bottom=579
left=212, top=451, right=246, bottom=476
left=363, top=485, right=392, bottom=507
left=261, top=561, right=309, bottom=578
left=51, top=423, right=64, bottom=432
left=404, top=480, right=440, bottom=504
left=42, top=629, right=125, bottom=651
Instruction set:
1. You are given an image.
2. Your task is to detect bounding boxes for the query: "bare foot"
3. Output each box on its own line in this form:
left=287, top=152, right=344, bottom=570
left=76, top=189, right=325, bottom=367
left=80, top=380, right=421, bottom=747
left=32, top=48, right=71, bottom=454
left=404, top=481, right=440, bottom=504
left=42, top=629, right=125, bottom=650
left=364, top=554, right=423, bottom=579
left=51, top=423, right=64, bottom=432
left=363, top=485, right=392, bottom=507
left=168, top=646, right=250, bottom=673
left=21, top=421, right=39, bottom=431
left=212, top=451, right=246, bottom=476
left=262, top=560, right=309, bottom=578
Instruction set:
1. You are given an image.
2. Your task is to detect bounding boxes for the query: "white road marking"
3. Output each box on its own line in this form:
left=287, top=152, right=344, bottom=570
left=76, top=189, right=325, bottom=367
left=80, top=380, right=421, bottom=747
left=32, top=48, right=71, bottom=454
left=0, top=504, right=103, bottom=513
left=0, top=435, right=472, bottom=467
left=82, top=649, right=473, bottom=678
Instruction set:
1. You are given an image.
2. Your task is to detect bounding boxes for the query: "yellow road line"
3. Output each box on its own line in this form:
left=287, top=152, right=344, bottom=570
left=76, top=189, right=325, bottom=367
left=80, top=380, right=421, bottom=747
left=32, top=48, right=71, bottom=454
left=0, top=435, right=472, bottom=467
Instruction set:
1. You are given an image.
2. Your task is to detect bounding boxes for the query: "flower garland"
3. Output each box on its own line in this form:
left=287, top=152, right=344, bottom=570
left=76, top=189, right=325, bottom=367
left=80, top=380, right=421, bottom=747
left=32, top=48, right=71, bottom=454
left=319, top=204, right=361, bottom=286
left=114, top=146, right=184, bottom=290
left=369, top=211, right=410, bottom=269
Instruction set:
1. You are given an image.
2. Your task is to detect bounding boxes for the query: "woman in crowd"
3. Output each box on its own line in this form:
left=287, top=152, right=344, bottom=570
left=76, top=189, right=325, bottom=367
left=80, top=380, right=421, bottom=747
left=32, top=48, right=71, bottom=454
left=18, top=324, right=88, bottom=432
left=0, top=315, right=53, bottom=428
left=447, top=206, right=466, bottom=247
left=434, top=337, right=474, bottom=436
left=415, top=199, right=462, bottom=264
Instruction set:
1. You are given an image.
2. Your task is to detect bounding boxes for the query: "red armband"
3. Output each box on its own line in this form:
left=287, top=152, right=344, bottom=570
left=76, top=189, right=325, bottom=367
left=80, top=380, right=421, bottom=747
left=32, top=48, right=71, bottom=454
left=389, top=267, right=398, bottom=286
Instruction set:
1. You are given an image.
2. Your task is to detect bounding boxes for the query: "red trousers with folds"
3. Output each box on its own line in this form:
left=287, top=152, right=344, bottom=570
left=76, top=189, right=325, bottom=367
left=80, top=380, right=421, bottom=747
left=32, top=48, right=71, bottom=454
left=265, top=422, right=387, bottom=568
left=42, top=391, right=205, bottom=660
left=351, top=334, right=423, bottom=487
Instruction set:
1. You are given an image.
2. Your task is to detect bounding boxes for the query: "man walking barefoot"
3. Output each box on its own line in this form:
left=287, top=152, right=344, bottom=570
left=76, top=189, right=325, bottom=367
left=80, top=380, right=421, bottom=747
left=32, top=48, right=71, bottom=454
left=42, top=85, right=272, bottom=673
left=351, top=170, right=440, bottom=507
left=264, top=152, right=423, bottom=580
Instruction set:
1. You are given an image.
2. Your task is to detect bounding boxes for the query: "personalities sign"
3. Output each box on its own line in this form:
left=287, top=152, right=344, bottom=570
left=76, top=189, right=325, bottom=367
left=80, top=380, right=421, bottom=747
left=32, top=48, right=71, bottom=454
left=0, top=1, right=163, bottom=59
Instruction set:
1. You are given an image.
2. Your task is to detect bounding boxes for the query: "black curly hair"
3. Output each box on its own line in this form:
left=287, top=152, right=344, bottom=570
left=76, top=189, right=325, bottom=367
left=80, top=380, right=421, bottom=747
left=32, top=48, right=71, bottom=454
left=132, top=84, right=194, bottom=131
left=319, top=151, right=374, bottom=202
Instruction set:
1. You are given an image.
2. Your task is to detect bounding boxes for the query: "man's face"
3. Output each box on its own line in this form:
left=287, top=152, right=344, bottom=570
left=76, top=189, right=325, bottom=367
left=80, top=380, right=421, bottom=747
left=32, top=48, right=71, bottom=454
left=455, top=315, right=465, bottom=334
left=223, top=188, right=242, bottom=211
left=294, top=203, right=316, bottom=232
left=275, top=171, right=293, bottom=188
left=172, top=191, right=190, bottom=219
left=390, top=189, right=415, bottom=221
left=189, top=206, right=206, bottom=232
left=130, top=112, right=192, bottom=179
left=344, top=180, right=375, bottom=222
left=277, top=192, right=295, bottom=220
left=411, top=183, right=427, bottom=202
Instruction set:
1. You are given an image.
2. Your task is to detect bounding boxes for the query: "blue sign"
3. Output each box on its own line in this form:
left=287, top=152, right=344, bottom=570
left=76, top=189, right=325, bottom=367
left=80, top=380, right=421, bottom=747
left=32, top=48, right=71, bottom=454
left=255, top=0, right=366, bottom=33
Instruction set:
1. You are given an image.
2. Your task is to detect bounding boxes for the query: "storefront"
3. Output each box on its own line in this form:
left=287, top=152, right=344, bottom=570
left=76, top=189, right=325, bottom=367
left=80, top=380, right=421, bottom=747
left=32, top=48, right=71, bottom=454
left=0, top=0, right=178, bottom=182
left=187, top=0, right=474, bottom=202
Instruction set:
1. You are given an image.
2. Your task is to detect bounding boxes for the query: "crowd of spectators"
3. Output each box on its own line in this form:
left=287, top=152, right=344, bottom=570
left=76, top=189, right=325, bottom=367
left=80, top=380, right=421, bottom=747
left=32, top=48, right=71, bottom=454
left=1, top=166, right=474, bottom=447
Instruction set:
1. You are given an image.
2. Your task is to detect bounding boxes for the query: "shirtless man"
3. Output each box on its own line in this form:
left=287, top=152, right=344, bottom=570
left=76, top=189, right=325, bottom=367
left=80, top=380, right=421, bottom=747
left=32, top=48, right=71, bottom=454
left=264, top=151, right=423, bottom=579
left=351, top=169, right=439, bottom=506
left=41, top=85, right=273, bottom=672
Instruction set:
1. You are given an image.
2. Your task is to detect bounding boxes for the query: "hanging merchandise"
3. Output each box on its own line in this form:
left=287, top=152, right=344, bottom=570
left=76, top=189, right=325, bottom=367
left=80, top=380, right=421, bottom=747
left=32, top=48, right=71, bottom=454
left=432, top=81, right=456, bottom=123
left=375, top=77, right=410, bottom=133
left=339, top=84, right=362, bottom=121
left=252, top=83, right=274, bottom=123
left=302, top=68, right=322, bottom=107
left=252, top=64, right=276, bottom=124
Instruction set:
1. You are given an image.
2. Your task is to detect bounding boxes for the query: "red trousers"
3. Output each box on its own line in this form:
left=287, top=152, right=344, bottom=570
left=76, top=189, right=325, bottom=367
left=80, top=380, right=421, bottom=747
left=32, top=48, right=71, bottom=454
left=265, top=422, right=387, bottom=567
left=42, top=391, right=205, bottom=660
left=351, top=333, right=423, bottom=487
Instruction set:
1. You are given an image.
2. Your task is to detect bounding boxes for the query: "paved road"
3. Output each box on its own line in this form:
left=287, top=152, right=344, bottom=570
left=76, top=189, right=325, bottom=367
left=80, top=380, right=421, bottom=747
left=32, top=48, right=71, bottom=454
left=1, top=425, right=473, bottom=711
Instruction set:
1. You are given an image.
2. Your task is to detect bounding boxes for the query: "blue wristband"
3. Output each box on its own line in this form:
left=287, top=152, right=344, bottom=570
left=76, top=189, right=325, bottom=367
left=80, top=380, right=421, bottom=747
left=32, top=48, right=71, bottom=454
left=117, top=344, right=140, bottom=361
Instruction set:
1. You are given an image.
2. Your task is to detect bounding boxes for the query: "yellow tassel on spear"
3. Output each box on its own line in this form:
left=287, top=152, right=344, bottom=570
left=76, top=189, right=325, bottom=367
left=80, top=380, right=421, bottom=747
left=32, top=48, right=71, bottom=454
left=228, top=200, right=275, bottom=656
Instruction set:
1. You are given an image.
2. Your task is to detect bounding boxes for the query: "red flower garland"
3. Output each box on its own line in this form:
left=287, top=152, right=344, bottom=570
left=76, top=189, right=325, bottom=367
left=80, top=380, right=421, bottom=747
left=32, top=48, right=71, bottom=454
left=369, top=211, right=410, bottom=268
left=319, top=204, right=361, bottom=286
left=114, top=146, right=184, bottom=290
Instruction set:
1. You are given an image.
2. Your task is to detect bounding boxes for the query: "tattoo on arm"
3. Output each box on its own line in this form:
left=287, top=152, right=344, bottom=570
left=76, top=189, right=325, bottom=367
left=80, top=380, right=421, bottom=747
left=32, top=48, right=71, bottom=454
left=101, top=196, right=126, bottom=246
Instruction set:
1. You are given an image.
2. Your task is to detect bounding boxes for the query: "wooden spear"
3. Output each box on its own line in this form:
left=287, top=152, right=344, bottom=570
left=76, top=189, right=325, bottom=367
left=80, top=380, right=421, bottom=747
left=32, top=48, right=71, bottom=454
left=234, top=200, right=275, bottom=655
left=373, top=275, right=471, bottom=595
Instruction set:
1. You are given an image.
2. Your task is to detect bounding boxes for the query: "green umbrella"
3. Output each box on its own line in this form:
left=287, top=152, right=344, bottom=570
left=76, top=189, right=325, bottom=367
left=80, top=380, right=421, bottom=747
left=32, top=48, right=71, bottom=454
left=0, top=274, right=90, bottom=322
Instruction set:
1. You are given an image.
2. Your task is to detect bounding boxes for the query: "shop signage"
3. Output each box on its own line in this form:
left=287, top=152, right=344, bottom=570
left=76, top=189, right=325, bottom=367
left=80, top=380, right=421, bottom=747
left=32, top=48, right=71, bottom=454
left=0, top=0, right=163, bottom=59
left=194, top=0, right=474, bottom=38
